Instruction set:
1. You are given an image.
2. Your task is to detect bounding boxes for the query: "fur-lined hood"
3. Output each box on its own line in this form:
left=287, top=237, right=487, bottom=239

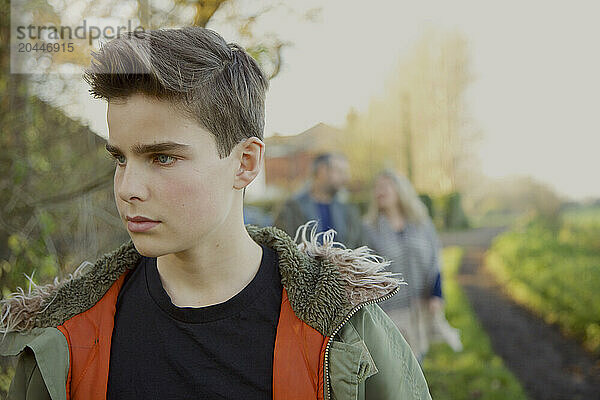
left=0, top=221, right=402, bottom=338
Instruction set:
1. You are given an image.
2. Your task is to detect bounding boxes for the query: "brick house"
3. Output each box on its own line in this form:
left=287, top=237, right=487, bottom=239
left=255, top=122, right=347, bottom=200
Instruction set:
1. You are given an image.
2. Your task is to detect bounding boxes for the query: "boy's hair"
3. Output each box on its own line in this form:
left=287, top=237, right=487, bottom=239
left=83, top=27, right=269, bottom=158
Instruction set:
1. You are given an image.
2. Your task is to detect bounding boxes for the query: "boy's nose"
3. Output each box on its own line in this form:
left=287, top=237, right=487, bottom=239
left=116, top=165, right=150, bottom=202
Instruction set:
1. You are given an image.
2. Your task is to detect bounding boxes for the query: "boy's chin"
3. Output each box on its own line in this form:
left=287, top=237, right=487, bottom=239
left=129, top=236, right=169, bottom=258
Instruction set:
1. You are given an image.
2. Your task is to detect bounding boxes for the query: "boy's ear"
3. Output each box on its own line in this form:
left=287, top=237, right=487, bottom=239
left=233, top=137, right=265, bottom=190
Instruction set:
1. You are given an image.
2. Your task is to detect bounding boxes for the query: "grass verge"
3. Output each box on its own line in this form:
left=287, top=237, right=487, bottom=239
left=423, top=246, right=529, bottom=400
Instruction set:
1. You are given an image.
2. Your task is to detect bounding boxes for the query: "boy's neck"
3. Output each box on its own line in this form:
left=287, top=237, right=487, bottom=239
left=155, top=221, right=264, bottom=308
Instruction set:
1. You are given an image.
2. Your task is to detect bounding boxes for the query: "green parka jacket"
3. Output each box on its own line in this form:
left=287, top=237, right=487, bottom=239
left=0, top=222, right=431, bottom=400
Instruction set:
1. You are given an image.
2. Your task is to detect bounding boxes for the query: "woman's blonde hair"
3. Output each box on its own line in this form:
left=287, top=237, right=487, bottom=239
left=364, top=169, right=430, bottom=227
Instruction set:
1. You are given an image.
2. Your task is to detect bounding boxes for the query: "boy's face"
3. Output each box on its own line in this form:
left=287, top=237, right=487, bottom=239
left=106, top=93, right=239, bottom=257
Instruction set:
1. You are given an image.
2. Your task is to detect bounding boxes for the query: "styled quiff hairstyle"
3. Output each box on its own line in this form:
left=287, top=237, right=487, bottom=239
left=83, top=26, right=269, bottom=158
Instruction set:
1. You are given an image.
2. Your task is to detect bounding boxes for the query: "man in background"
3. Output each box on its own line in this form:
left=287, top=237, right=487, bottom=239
left=274, top=152, right=366, bottom=248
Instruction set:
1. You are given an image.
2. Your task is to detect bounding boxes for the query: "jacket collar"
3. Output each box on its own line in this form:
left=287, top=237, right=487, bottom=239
left=0, top=222, right=400, bottom=337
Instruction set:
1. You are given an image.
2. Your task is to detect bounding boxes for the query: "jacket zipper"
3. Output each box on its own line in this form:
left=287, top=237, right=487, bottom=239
left=322, top=285, right=401, bottom=399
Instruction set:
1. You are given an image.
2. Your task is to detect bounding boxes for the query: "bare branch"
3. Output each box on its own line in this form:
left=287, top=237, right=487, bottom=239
left=268, top=41, right=285, bottom=80
left=192, top=0, right=229, bottom=28
left=29, top=170, right=114, bottom=208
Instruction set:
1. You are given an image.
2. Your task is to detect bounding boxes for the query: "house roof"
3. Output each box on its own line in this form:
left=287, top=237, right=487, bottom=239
left=265, top=122, right=346, bottom=157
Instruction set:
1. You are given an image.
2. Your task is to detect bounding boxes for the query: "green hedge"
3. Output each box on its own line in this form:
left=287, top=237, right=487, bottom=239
left=486, top=215, right=600, bottom=355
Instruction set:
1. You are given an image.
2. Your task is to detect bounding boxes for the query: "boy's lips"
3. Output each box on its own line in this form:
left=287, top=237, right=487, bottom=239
left=127, top=215, right=160, bottom=222
left=126, top=216, right=161, bottom=232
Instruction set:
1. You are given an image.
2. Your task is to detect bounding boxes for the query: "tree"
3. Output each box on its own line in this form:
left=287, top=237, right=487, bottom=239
left=343, top=27, right=481, bottom=197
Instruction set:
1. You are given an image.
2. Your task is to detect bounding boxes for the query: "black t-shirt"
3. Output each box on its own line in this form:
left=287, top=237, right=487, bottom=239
left=107, top=243, right=282, bottom=399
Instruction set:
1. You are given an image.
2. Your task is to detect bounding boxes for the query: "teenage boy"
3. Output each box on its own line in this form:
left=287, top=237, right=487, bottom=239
left=0, top=27, right=431, bottom=399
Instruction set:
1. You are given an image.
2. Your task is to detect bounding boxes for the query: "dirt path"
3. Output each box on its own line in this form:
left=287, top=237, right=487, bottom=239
left=439, top=227, right=600, bottom=400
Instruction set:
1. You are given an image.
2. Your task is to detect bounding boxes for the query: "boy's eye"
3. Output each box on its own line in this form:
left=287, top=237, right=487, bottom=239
left=154, top=154, right=176, bottom=165
left=107, top=153, right=176, bottom=166
left=109, top=153, right=126, bottom=165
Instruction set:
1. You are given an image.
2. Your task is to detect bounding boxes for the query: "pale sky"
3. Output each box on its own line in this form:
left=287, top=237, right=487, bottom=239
left=72, top=0, right=600, bottom=200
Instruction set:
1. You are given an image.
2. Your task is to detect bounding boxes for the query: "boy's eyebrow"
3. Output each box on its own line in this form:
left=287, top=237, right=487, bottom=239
left=105, top=141, right=192, bottom=155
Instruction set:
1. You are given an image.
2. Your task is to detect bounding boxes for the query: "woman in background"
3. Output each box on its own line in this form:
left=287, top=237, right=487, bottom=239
left=363, top=169, right=461, bottom=363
